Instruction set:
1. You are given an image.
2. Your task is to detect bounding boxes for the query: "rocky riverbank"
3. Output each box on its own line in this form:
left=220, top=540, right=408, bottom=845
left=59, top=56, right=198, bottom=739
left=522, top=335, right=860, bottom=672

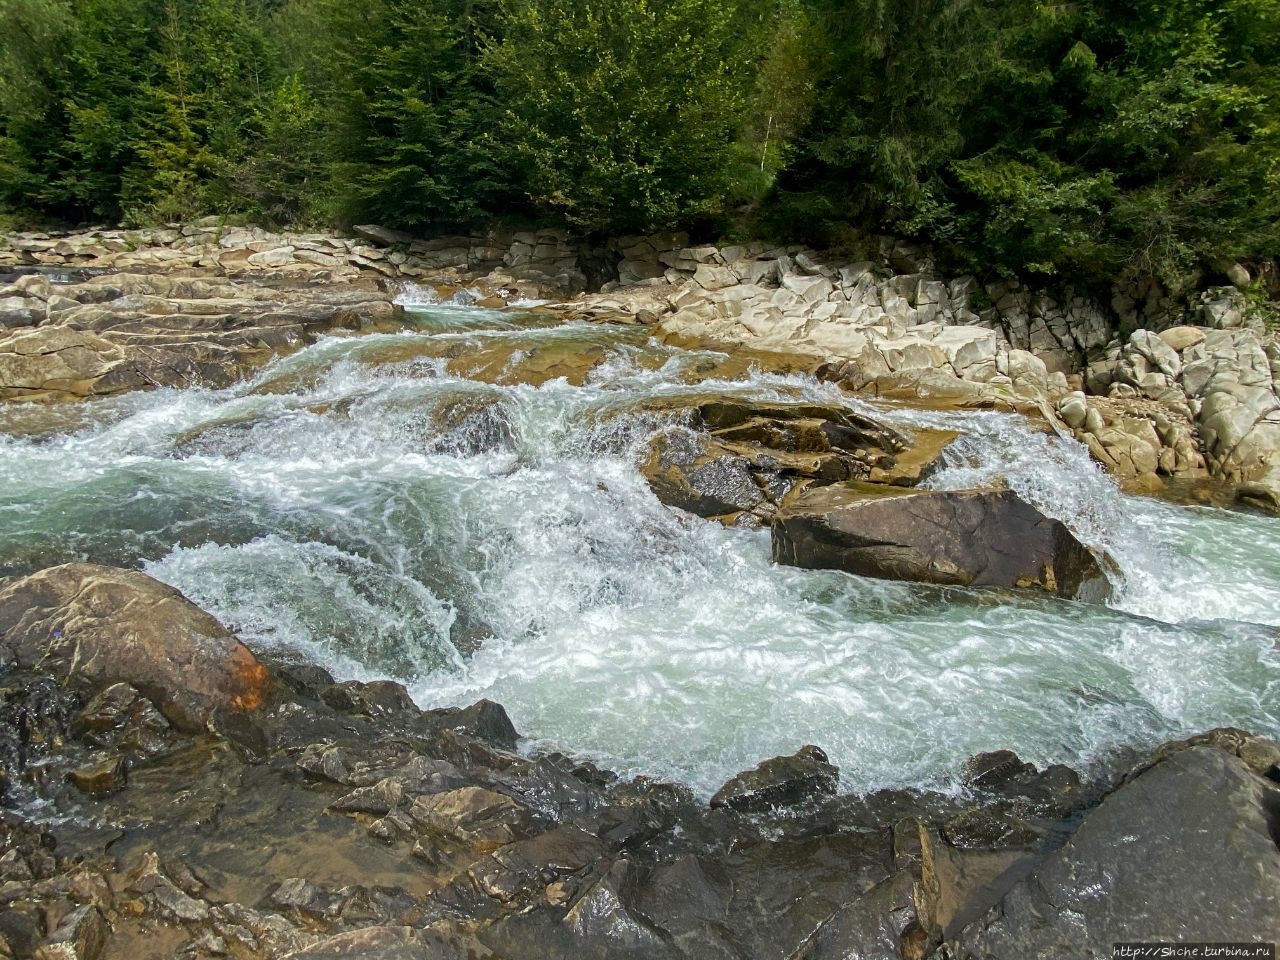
left=1, top=563, right=1278, bottom=960
left=7, top=221, right=1276, bottom=508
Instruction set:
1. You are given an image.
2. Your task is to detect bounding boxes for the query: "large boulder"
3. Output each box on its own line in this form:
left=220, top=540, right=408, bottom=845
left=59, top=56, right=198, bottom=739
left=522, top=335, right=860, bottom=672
left=771, top=484, right=1110, bottom=600
left=0, top=564, right=270, bottom=731
left=949, top=744, right=1280, bottom=953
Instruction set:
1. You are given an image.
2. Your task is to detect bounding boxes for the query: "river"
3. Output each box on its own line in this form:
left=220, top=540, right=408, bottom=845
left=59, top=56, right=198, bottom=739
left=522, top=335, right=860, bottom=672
left=1, top=302, right=1278, bottom=796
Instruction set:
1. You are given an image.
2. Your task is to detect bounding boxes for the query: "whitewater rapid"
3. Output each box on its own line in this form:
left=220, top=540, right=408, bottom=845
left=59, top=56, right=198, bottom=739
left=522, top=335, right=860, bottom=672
left=1, top=304, right=1277, bottom=796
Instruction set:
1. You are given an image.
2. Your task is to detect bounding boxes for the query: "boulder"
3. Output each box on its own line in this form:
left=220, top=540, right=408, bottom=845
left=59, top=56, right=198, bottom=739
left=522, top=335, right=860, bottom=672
left=352, top=225, right=413, bottom=247
left=638, top=399, right=939, bottom=525
left=0, top=564, right=270, bottom=731
left=408, top=786, right=531, bottom=851
left=771, top=485, right=1110, bottom=600
left=709, top=746, right=839, bottom=813
left=949, top=745, right=1280, bottom=953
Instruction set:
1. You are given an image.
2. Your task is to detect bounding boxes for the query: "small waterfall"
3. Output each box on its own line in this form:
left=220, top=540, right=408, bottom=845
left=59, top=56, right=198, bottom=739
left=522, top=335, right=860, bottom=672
left=2, top=305, right=1277, bottom=796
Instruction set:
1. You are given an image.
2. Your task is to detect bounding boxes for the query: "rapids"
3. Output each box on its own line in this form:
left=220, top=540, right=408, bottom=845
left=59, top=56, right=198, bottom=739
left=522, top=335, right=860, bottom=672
left=1, top=304, right=1278, bottom=796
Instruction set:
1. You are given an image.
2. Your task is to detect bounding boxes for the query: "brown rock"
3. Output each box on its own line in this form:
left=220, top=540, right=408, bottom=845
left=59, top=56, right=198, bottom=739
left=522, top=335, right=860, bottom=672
left=709, top=745, right=839, bottom=813
left=32, top=906, right=107, bottom=960
left=66, top=755, right=128, bottom=797
left=408, top=786, right=530, bottom=851
left=0, top=564, right=270, bottom=731
left=771, top=485, right=1110, bottom=600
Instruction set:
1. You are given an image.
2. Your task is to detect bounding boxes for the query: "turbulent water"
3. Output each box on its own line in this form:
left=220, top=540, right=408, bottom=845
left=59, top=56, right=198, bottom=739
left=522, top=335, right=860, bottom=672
left=2, top=303, right=1279, bottom=797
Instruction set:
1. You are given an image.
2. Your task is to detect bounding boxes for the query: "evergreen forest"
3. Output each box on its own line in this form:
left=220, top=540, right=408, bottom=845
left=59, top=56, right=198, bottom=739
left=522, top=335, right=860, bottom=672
left=1, top=0, right=1277, bottom=292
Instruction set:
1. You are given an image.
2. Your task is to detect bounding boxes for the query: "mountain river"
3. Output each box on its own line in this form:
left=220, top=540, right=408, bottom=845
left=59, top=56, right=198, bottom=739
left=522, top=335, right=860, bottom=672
left=2, top=302, right=1278, bottom=796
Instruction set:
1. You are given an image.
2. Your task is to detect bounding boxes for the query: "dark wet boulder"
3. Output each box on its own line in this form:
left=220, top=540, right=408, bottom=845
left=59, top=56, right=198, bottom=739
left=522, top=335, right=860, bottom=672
left=642, top=429, right=772, bottom=520
left=408, top=786, right=532, bottom=852
left=0, top=564, right=271, bottom=732
left=709, top=745, right=839, bottom=813
left=948, top=745, right=1280, bottom=953
left=772, top=484, right=1111, bottom=601
left=430, top=698, right=521, bottom=751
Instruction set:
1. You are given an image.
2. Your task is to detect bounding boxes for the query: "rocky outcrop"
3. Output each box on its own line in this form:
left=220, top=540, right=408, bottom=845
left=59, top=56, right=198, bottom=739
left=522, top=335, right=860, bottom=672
left=0, top=272, right=396, bottom=401
left=771, top=484, right=1111, bottom=600
left=0, top=220, right=584, bottom=294
left=0, top=570, right=1277, bottom=960
left=0, top=563, right=269, bottom=730
left=1061, top=324, right=1280, bottom=504
left=565, top=243, right=1089, bottom=407
left=638, top=398, right=956, bottom=526
left=948, top=743, right=1280, bottom=954
left=559, top=237, right=1280, bottom=506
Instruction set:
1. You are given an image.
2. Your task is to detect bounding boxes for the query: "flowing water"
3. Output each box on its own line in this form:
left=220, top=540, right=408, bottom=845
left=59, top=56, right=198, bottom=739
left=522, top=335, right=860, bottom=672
left=2, top=304, right=1278, bottom=797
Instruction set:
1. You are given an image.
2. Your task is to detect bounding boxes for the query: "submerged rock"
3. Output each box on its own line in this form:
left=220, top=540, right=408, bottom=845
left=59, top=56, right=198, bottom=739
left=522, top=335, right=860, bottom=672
left=0, top=563, right=270, bottom=731
left=771, top=484, right=1110, bottom=600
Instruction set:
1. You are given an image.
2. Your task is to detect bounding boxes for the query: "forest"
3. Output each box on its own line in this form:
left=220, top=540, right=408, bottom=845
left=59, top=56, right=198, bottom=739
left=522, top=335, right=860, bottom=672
left=1, top=0, right=1278, bottom=292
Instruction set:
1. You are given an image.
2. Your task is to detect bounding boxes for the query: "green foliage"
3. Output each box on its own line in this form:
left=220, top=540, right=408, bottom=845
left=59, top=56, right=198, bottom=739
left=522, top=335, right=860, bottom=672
left=0, top=0, right=1274, bottom=297
left=772, top=0, right=1280, bottom=290
left=483, top=0, right=765, bottom=233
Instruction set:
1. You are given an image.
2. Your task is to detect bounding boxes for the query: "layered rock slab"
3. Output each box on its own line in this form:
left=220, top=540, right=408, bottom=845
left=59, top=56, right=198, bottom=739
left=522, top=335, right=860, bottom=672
left=638, top=397, right=956, bottom=526
left=771, top=485, right=1109, bottom=600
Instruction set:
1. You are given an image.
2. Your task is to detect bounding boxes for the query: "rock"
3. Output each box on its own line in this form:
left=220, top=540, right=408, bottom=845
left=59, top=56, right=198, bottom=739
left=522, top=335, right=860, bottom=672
left=470, top=825, right=607, bottom=902
left=1056, top=391, right=1089, bottom=430
left=1158, top=325, right=1206, bottom=352
left=771, top=485, right=1110, bottom=600
left=32, top=906, right=106, bottom=960
left=866, top=428, right=957, bottom=486
left=0, top=327, right=124, bottom=400
left=1237, top=481, right=1280, bottom=513
left=246, top=246, right=297, bottom=268
left=642, top=429, right=768, bottom=519
left=272, top=878, right=344, bottom=918
left=637, top=398, right=917, bottom=524
left=960, top=750, right=1035, bottom=790
left=710, top=745, right=839, bottom=813
left=0, top=297, right=41, bottom=328
left=949, top=746, right=1280, bottom=953
left=563, top=860, right=666, bottom=949
left=282, top=925, right=487, bottom=959
left=66, top=755, right=128, bottom=797
left=1227, top=262, right=1252, bottom=288
left=440, top=699, right=520, bottom=751
left=352, top=225, right=413, bottom=247
left=72, top=683, right=172, bottom=757
left=408, top=787, right=531, bottom=851
left=0, top=564, right=271, bottom=732
left=329, top=778, right=405, bottom=816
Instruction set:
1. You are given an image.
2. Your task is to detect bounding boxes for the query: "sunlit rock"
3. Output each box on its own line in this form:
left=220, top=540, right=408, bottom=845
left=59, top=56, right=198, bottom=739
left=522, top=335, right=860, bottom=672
left=772, top=484, right=1111, bottom=601
left=0, top=563, right=270, bottom=731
